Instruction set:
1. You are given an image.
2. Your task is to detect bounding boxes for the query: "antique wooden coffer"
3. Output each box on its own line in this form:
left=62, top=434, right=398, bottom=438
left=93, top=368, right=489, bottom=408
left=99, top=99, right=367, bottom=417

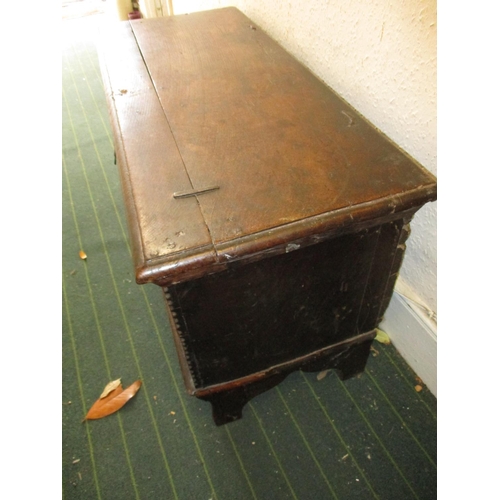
left=100, top=7, right=437, bottom=425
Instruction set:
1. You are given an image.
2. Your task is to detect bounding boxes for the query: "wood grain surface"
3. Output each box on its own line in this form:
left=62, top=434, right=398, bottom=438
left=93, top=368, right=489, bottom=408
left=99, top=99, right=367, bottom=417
left=100, top=8, right=437, bottom=284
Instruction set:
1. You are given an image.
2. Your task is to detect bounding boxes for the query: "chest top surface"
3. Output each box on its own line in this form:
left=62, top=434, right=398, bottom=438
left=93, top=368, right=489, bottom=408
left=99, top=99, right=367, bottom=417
left=99, top=7, right=436, bottom=285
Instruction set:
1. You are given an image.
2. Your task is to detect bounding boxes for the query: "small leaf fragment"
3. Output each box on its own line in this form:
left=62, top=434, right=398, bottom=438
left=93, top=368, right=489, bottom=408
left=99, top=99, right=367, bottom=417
left=317, top=369, right=331, bottom=381
left=374, top=328, right=391, bottom=345
left=72, top=459, right=80, bottom=465
left=83, top=380, right=142, bottom=421
left=100, top=378, right=122, bottom=399
left=79, top=250, right=87, bottom=260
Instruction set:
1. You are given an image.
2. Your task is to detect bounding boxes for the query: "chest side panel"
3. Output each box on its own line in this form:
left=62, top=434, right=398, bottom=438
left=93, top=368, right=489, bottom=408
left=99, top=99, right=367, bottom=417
left=168, top=220, right=404, bottom=388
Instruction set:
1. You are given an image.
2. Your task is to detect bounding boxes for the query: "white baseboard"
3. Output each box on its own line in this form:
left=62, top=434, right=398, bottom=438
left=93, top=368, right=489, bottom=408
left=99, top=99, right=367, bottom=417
left=379, top=292, right=437, bottom=397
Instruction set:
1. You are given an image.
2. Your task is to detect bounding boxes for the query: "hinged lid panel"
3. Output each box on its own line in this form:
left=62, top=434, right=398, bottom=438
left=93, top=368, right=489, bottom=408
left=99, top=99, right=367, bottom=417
left=100, top=20, right=216, bottom=275
left=130, top=8, right=436, bottom=249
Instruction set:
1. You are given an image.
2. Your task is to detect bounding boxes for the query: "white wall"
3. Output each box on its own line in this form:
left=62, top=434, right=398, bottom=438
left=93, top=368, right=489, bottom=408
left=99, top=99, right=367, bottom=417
left=172, top=0, right=437, bottom=317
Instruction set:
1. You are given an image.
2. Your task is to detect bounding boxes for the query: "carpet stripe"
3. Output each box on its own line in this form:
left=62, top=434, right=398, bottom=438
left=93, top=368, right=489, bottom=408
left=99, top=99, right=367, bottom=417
left=338, top=381, right=420, bottom=499
left=62, top=144, right=141, bottom=499
left=66, top=46, right=221, bottom=496
left=380, top=347, right=437, bottom=420
left=300, top=372, right=380, bottom=499
left=62, top=270, right=102, bottom=500
left=72, top=39, right=115, bottom=148
left=137, top=295, right=219, bottom=499
left=249, top=403, right=299, bottom=500
left=65, top=37, right=131, bottom=255
left=225, top=426, right=259, bottom=500
left=276, top=387, right=340, bottom=500
left=366, top=371, right=436, bottom=468
left=67, top=31, right=219, bottom=499
left=63, top=79, right=180, bottom=500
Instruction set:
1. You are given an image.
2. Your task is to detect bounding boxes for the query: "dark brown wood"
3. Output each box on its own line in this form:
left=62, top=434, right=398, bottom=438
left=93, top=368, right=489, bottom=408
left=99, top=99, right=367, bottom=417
left=99, top=7, right=437, bottom=425
left=202, top=336, right=372, bottom=426
left=199, top=372, right=290, bottom=426
left=98, top=20, right=216, bottom=276
left=165, top=222, right=401, bottom=388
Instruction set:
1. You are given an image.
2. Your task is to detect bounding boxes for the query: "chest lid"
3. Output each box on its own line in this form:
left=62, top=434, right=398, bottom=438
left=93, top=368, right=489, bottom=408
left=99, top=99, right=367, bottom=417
left=99, top=7, right=436, bottom=285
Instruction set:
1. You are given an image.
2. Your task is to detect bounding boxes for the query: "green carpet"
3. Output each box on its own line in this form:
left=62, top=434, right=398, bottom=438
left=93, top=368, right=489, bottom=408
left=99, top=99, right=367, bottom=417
left=62, top=14, right=437, bottom=500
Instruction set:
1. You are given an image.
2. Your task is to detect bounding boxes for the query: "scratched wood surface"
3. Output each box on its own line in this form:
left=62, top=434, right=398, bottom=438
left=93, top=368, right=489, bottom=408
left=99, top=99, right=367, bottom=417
left=100, top=7, right=436, bottom=285
left=98, top=21, right=215, bottom=269
left=167, top=221, right=401, bottom=390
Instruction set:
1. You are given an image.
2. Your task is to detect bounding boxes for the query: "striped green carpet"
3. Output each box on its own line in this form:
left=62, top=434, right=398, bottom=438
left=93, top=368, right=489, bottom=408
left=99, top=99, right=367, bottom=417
left=62, top=14, right=437, bottom=500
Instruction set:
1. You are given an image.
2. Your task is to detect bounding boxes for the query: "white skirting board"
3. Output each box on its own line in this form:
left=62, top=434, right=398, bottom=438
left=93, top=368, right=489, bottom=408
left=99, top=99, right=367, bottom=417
left=379, top=292, right=437, bottom=397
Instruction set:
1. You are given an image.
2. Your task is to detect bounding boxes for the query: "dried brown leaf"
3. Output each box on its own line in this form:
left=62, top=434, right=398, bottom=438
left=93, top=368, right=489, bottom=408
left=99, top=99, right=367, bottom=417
left=79, top=250, right=87, bottom=260
left=83, top=380, right=142, bottom=421
left=317, top=369, right=330, bottom=381
left=100, top=378, right=122, bottom=399
left=84, top=385, right=123, bottom=420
